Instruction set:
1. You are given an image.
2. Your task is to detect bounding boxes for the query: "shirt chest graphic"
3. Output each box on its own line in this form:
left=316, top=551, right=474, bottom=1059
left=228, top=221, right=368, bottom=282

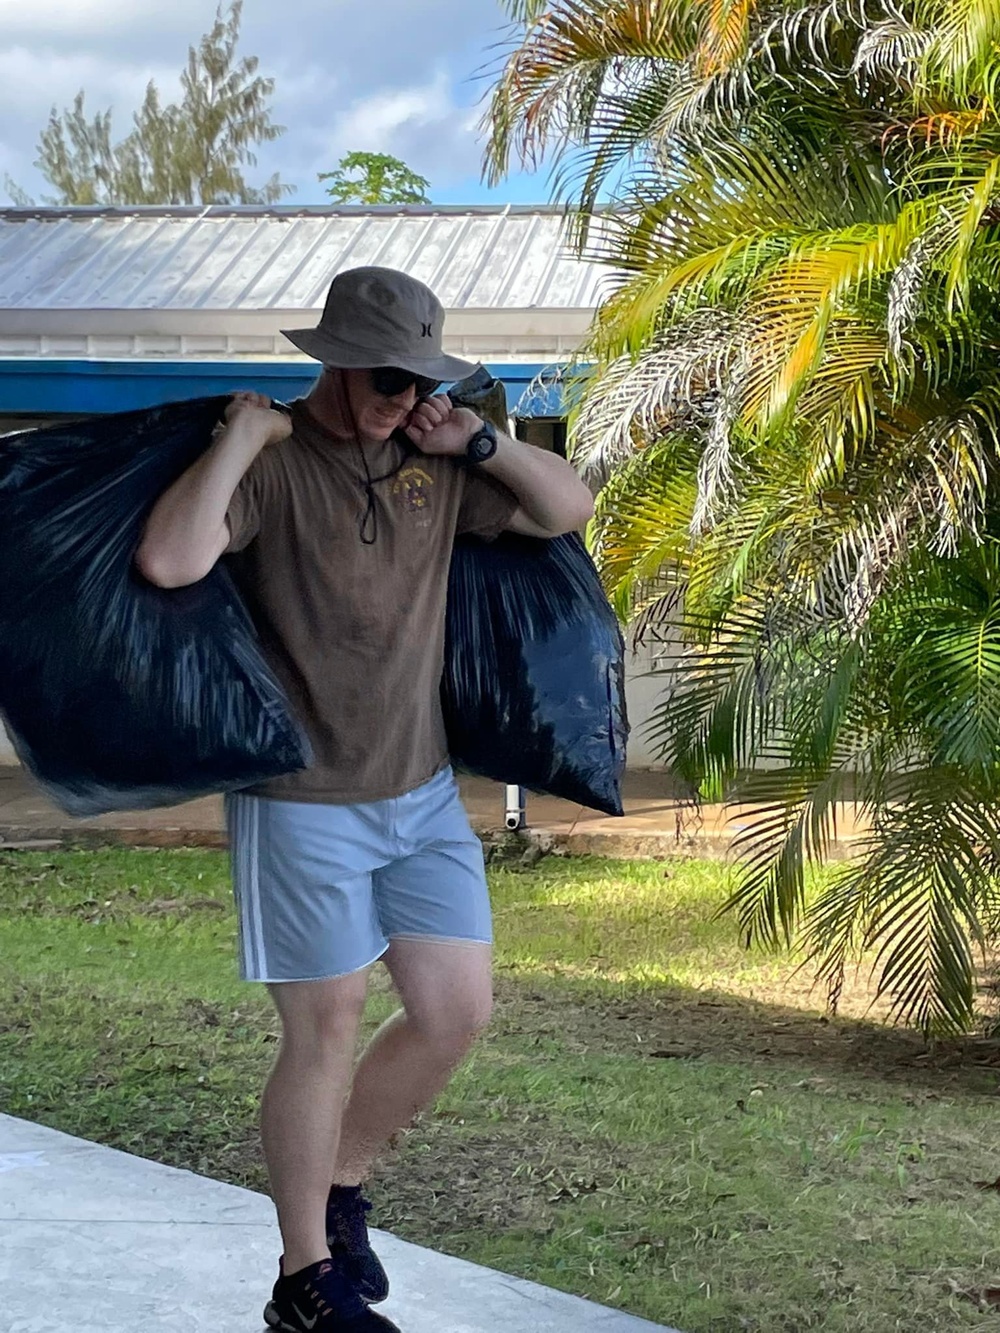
left=392, top=465, right=435, bottom=528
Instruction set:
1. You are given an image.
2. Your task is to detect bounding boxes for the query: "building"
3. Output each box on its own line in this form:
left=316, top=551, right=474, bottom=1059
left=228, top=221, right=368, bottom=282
left=0, top=203, right=664, bottom=767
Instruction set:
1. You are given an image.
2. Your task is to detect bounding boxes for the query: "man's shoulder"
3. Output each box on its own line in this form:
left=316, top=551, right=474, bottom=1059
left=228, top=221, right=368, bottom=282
left=249, top=428, right=316, bottom=483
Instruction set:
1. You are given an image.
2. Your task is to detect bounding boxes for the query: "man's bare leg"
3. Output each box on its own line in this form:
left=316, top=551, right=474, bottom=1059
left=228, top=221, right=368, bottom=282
left=262, top=968, right=371, bottom=1274
left=333, top=938, right=493, bottom=1184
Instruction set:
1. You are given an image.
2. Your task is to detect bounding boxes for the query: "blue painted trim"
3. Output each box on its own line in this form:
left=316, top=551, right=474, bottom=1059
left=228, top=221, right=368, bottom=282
left=0, top=359, right=571, bottom=417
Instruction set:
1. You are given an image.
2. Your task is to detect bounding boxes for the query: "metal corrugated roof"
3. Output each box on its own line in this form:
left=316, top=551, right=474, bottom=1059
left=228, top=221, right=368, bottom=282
left=0, top=205, right=611, bottom=313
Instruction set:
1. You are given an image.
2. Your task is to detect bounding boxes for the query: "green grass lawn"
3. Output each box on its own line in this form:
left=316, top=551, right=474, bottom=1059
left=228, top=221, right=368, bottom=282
left=3, top=845, right=1000, bottom=1331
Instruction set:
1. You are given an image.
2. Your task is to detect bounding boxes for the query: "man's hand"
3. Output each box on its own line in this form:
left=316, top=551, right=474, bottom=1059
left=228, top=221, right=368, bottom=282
left=405, top=391, right=594, bottom=538
left=403, top=395, right=480, bottom=456
left=224, top=391, right=293, bottom=448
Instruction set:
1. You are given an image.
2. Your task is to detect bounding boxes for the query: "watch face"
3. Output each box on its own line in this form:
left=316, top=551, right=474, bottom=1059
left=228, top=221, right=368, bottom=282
left=468, top=422, right=498, bottom=464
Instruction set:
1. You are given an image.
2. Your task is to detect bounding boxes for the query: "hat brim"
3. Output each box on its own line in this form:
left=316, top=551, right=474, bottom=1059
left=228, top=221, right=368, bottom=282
left=280, top=326, right=479, bottom=382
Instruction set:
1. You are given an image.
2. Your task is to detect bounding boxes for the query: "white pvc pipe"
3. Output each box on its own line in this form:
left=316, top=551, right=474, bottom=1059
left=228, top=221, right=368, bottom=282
left=504, top=784, right=526, bottom=831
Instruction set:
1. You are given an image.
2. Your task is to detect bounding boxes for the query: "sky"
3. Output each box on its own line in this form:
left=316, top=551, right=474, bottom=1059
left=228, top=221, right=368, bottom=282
left=0, top=0, right=552, bottom=207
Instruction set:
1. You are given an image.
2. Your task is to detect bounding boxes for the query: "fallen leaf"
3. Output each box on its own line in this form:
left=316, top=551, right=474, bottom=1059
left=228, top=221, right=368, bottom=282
left=950, top=1280, right=1000, bottom=1309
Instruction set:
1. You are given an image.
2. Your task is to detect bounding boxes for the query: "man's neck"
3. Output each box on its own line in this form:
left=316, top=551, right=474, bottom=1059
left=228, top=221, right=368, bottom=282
left=303, top=372, right=399, bottom=451
left=303, top=372, right=355, bottom=442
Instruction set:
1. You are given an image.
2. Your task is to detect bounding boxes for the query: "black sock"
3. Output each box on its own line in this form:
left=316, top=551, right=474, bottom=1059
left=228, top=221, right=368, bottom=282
left=327, top=1182, right=363, bottom=1208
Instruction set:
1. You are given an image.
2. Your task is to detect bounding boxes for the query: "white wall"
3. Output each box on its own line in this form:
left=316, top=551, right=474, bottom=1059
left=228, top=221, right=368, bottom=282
left=622, top=638, right=682, bottom=770
left=0, top=725, right=17, bottom=764
left=624, top=650, right=663, bottom=768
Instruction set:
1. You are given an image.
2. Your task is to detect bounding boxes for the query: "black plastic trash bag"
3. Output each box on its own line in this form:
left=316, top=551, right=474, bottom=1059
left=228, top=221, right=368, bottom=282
left=0, top=390, right=626, bottom=819
left=443, top=531, right=628, bottom=817
left=0, top=397, right=310, bottom=816
left=444, top=366, right=628, bottom=817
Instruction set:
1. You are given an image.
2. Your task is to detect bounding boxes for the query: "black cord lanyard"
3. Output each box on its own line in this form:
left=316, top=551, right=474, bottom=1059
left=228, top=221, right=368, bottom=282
left=338, top=369, right=416, bottom=545
left=355, top=434, right=414, bottom=545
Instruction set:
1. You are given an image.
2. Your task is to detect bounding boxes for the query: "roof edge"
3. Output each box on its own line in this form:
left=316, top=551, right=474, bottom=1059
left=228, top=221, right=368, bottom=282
left=0, top=203, right=608, bottom=222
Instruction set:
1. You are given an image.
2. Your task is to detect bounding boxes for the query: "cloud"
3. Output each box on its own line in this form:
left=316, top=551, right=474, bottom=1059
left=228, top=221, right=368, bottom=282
left=331, top=70, right=480, bottom=171
left=0, top=0, right=215, bottom=41
left=0, top=46, right=180, bottom=114
left=331, top=78, right=455, bottom=152
left=0, top=46, right=182, bottom=199
left=0, top=0, right=529, bottom=206
left=262, top=70, right=486, bottom=200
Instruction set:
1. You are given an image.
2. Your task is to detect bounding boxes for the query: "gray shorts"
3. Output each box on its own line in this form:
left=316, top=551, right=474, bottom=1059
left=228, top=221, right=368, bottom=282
left=225, top=767, right=492, bottom=983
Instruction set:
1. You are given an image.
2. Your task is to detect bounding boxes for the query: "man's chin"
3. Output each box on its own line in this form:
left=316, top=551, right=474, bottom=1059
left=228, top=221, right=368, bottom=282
left=366, top=417, right=403, bottom=442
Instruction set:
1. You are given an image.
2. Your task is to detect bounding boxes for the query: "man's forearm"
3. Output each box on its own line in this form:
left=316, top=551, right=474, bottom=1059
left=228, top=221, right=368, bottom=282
left=135, top=423, right=265, bottom=587
left=476, top=433, right=594, bottom=535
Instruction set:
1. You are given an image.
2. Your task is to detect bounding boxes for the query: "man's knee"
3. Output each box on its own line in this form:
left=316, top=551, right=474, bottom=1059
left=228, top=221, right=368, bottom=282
left=271, top=975, right=369, bottom=1058
left=408, top=983, right=493, bottom=1054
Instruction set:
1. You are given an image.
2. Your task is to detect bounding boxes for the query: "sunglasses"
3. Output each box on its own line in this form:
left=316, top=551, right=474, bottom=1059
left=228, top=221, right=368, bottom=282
left=369, top=366, right=442, bottom=399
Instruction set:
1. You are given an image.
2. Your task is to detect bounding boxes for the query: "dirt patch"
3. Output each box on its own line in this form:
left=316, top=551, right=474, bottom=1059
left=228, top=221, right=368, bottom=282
left=488, top=974, right=1000, bottom=1097
left=368, top=1120, right=633, bottom=1241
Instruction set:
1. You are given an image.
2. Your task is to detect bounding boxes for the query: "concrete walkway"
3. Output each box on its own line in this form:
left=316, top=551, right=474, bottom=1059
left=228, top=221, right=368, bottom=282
left=0, top=765, right=869, bottom=857
left=1, top=1115, right=676, bottom=1333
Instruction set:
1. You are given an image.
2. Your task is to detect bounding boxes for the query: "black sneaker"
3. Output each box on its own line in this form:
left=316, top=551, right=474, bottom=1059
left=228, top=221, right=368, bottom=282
left=326, top=1185, right=390, bottom=1304
left=264, top=1258, right=400, bottom=1332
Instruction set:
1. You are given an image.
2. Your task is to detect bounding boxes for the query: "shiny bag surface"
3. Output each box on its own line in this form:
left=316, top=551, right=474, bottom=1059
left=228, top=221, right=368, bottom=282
left=0, top=397, right=310, bottom=815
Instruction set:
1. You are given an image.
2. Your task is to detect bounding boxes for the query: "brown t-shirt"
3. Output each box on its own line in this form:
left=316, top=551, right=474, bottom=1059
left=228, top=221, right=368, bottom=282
left=224, top=400, right=517, bottom=803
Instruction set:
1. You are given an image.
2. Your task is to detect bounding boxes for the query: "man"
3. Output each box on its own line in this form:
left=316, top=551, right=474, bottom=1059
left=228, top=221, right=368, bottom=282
left=136, top=266, right=594, bottom=1333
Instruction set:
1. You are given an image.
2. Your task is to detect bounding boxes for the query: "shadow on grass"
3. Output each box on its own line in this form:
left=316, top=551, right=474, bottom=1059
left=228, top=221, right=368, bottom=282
left=482, top=959, right=1000, bottom=1103
left=487, top=967, right=1000, bottom=1098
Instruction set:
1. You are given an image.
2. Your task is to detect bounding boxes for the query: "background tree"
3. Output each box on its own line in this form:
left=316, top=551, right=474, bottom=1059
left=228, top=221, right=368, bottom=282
left=32, top=1, right=289, bottom=205
left=319, top=152, right=431, bottom=205
left=488, top=0, right=1000, bottom=1033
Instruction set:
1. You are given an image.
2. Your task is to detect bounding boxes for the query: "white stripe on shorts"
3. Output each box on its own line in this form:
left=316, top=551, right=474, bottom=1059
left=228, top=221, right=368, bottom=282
left=233, top=794, right=268, bottom=979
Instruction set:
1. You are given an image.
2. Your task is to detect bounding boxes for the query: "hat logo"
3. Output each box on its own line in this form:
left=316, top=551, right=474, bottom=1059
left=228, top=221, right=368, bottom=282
left=421, top=321, right=433, bottom=338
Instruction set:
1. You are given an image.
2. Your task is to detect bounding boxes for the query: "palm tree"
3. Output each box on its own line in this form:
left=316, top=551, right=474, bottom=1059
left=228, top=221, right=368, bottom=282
left=487, top=0, right=1000, bottom=1033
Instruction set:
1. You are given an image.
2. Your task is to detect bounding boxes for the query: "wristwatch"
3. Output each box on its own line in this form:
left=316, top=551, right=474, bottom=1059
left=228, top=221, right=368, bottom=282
left=463, top=419, right=499, bottom=466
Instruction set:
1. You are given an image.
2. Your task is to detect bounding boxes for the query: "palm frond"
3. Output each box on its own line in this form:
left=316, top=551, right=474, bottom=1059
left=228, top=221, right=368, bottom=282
left=482, top=0, right=703, bottom=191
left=569, top=309, right=740, bottom=477
left=739, top=212, right=923, bottom=426
left=650, top=57, right=755, bottom=141
left=887, top=233, right=929, bottom=355
left=700, top=0, right=754, bottom=75
left=808, top=773, right=1000, bottom=1032
left=944, top=154, right=1000, bottom=310
left=590, top=437, right=700, bottom=621
left=690, top=377, right=742, bottom=536
left=755, top=0, right=870, bottom=84
left=498, top=0, right=548, bottom=20
left=724, top=760, right=860, bottom=947
left=916, top=0, right=1000, bottom=102
left=851, top=14, right=929, bottom=91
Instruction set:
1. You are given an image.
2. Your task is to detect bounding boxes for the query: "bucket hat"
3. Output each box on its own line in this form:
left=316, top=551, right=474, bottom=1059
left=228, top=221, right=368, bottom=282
left=281, top=266, right=478, bottom=381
